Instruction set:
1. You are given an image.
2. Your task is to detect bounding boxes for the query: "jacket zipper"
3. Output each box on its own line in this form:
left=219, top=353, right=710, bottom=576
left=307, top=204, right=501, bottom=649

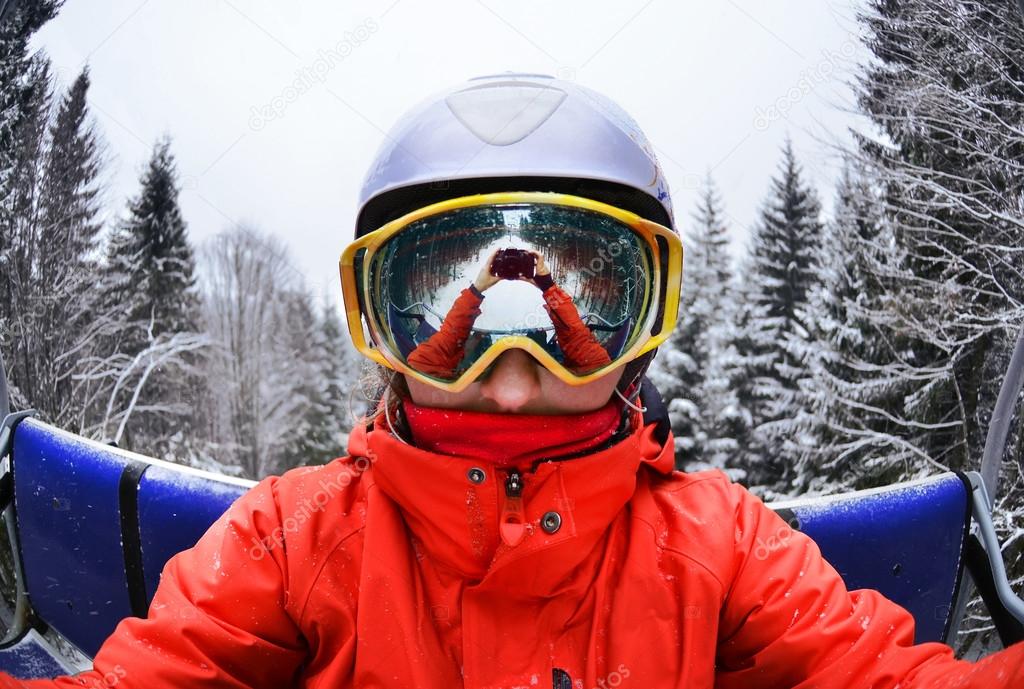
left=499, top=468, right=527, bottom=547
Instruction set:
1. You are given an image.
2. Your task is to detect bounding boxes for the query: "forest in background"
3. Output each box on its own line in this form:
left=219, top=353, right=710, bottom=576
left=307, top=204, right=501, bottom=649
left=0, top=2, right=363, bottom=479
left=1, top=0, right=1022, bottom=655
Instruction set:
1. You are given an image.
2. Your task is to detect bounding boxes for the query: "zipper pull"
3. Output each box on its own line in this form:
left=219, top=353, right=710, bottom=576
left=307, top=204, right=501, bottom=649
left=500, top=469, right=526, bottom=547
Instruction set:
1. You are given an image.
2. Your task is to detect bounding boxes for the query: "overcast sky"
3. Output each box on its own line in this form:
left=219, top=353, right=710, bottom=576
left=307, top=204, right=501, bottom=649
left=32, top=0, right=869, bottom=302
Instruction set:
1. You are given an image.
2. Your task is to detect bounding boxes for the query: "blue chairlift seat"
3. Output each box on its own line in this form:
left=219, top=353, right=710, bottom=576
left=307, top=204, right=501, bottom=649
left=12, top=418, right=137, bottom=657
left=0, top=628, right=83, bottom=678
left=136, top=462, right=250, bottom=604
left=773, top=473, right=970, bottom=644
left=0, top=417, right=1015, bottom=678
left=602, top=316, right=634, bottom=359
left=387, top=302, right=424, bottom=358
left=414, top=319, right=438, bottom=347
left=2, top=418, right=253, bottom=668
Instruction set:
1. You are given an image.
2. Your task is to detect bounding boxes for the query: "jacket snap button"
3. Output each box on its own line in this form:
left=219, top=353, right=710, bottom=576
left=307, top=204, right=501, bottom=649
left=467, top=467, right=486, bottom=484
left=541, top=511, right=562, bottom=534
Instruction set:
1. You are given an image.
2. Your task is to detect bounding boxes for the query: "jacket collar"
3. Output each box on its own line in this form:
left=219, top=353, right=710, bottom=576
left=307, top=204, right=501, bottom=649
left=346, top=406, right=674, bottom=597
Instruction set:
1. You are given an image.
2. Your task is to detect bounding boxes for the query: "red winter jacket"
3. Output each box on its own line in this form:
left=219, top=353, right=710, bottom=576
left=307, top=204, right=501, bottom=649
left=407, top=284, right=612, bottom=378
left=2, top=410, right=1023, bottom=688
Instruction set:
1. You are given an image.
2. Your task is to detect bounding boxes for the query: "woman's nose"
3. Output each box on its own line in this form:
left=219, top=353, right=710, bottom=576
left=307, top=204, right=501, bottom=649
left=477, top=349, right=541, bottom=413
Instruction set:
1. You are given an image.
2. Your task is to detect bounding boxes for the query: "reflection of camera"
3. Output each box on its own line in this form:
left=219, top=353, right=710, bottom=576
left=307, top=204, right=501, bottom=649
left=490, top=249, right=536, bottom=280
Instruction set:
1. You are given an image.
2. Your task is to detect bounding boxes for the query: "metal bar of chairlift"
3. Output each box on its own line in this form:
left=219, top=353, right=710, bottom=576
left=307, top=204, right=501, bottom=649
left=0, top=351, right=35, bottom=645
left=957, top=319, right=1024, bottom=646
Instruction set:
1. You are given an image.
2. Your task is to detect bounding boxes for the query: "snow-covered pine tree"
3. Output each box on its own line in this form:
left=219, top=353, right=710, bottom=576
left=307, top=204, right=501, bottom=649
left=99, top=137, right=203, bottom=454
left=650, top=175, right=738, bottom=470
left=794, top=159, right=909, bottom=492
left=38, top=69, right=101, bottom=261
left=275, top=288, right=329, bottom=473
left=0, top=0, right=60, bottom=220
left=276, top=292, right=357, bottom=471
left=0, top=3, right=59, bottom=349
left=303, top=297, right=361, bottom=462
left=688, top=178, right=745, bottom=473
left=719, top=261, right=759, bottom=484
left=104, top=138, right=198, bottom=338
left=27, top=67, right=107, bottom=429
left=0, top=55, right=51, bottom=413
left=731, top=139, right=824, bottom=491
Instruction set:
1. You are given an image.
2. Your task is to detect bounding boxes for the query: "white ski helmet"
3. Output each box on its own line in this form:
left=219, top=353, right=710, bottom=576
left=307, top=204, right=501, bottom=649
left=355, top=72, right=675, bottom=237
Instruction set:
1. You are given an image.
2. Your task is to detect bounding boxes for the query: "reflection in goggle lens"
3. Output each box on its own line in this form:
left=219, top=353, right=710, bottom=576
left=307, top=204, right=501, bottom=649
left=367, top=204, right=655, bottom=382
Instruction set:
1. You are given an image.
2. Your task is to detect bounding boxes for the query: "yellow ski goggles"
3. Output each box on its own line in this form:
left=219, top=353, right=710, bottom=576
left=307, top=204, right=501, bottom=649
left=340, top=192, right=683, bottom=393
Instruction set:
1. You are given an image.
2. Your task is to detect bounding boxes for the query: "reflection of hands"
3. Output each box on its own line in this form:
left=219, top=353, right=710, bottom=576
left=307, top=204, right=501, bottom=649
left=473, top=249, right=501, bottom=292
left=534, top=252, right=550, bottom=279
left=516, top=250, right=552, bottom=289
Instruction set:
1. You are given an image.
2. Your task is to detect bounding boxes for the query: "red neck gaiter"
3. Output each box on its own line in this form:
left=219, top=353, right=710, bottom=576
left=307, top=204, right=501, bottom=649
left=400, top=397, right=626, bottom=469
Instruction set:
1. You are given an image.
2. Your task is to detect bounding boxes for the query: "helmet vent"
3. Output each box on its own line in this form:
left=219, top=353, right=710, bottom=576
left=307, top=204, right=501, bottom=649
left=445, top=83, right=566, bottom=146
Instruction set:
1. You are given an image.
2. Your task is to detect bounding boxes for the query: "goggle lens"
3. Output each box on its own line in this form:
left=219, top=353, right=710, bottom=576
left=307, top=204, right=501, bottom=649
left=363, top=203, right=657, bottom=383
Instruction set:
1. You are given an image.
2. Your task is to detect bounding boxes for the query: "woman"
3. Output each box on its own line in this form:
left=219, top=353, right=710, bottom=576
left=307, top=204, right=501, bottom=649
left=3, top=73, right=1021, bottom=688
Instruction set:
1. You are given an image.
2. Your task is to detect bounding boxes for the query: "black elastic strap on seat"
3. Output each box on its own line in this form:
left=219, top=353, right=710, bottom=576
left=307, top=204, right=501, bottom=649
left=118, top=460, right=150, bottom=618
left=0, top=471, right=12, bottom=514
left=965, top=533, right=1024, bottom=646
left=772, top=507, right=802, bottom=531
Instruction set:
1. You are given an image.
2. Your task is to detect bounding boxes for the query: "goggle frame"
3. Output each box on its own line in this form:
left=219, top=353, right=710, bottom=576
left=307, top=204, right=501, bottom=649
left=339, top=191, right=683, bottom=393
